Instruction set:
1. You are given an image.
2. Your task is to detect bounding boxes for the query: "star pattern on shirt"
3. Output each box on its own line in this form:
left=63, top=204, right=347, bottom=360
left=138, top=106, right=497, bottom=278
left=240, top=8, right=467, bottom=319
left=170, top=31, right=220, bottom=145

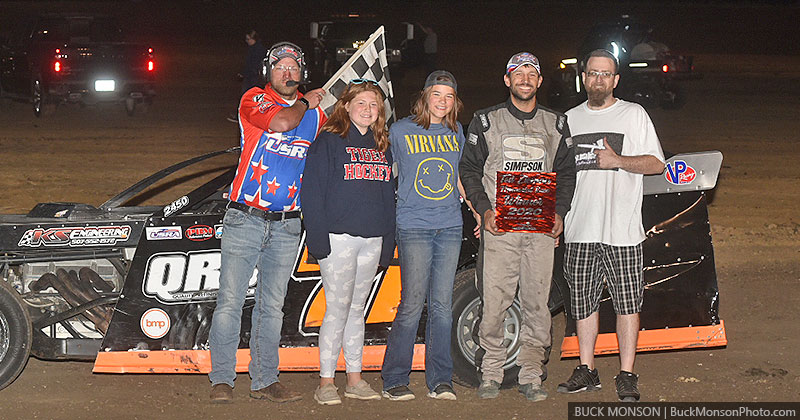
left=244, top=188, right=271, bottom=209
left=249, top=156, right=269, bottom=183
left=287, top=181, right=298, bottom=199
left=265, top=176, right=281, bottom=196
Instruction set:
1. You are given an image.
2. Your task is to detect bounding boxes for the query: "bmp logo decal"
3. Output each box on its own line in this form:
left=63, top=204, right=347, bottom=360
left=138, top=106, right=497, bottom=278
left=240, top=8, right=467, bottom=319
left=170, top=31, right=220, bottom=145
left=140, top=308, right=171, bottom=339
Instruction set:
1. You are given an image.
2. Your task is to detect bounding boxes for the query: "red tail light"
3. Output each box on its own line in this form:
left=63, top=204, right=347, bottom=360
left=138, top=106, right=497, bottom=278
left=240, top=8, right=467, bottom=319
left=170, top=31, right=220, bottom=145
left=54, top=61, right=62, bottom=72
left=147, top=47, right=155, bottom=71
left=662, top=64, right=669, bottom=73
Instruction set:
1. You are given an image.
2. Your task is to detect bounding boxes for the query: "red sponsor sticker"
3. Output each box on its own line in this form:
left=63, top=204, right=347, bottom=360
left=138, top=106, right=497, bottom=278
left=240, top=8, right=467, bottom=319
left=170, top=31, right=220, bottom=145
left=185, top=225, right=214, bottom=241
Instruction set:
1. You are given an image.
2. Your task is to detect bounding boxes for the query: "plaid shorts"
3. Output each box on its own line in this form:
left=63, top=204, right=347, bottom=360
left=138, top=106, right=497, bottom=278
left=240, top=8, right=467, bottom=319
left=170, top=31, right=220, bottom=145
left=563, top=242, right=644, bottom=320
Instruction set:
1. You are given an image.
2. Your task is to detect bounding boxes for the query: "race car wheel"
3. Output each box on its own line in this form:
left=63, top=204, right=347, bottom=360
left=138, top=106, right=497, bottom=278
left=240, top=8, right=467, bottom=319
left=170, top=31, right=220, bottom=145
left=32, top=76, right=55, bottom=118
left=451, top=267, right=522, bottom=388
left=0, top=280, right=32, bottom=391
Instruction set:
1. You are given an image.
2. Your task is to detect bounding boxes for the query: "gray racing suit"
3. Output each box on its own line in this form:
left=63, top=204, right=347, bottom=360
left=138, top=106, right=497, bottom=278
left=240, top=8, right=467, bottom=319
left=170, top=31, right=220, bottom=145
left=459, top=98, right=575, bottom=385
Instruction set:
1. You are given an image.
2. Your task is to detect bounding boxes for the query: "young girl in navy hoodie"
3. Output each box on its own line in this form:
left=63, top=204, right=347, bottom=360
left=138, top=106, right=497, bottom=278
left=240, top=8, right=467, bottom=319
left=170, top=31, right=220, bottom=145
left=301, top=79, right=395, bottom=405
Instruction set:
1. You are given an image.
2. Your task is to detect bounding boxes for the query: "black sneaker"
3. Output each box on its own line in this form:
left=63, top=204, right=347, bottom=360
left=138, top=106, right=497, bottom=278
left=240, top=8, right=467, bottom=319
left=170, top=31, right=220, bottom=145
left=615, top=371, right=640, bottom=402
left=557, top=364, right=602, bottom=393
left=427, top=383, right=457, bottom=400
left=382, top=385, right=415, bottom=401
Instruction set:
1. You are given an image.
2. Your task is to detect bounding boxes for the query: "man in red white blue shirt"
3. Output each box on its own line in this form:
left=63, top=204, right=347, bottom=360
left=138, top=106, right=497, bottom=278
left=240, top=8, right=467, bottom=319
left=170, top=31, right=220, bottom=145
left=209, top=41, right=327, bottom=404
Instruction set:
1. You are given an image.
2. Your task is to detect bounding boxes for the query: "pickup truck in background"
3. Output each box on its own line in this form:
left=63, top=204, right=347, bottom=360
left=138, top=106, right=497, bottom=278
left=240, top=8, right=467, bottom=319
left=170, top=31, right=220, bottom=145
left=307, top=15, right=423, bottom=81
left=0, top=13, right=156, bottom=117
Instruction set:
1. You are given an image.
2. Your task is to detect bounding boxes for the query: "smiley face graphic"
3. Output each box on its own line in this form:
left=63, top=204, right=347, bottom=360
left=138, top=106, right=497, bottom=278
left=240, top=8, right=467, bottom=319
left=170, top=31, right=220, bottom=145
left=415, top=157, right=454, bottom=200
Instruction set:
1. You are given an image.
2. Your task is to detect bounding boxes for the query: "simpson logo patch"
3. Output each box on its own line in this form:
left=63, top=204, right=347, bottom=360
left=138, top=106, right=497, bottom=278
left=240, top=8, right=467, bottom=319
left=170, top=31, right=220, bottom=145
left=502, top=136, right=546, bottom=172
left=467, top=133, right=478, bottom=146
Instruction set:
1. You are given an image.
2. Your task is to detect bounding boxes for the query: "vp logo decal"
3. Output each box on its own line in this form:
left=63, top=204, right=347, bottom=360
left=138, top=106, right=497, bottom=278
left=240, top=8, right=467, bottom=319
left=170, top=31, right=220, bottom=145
left=665, top=160, right=696, bottom=185
left=415, top=157, right=454, bottom=200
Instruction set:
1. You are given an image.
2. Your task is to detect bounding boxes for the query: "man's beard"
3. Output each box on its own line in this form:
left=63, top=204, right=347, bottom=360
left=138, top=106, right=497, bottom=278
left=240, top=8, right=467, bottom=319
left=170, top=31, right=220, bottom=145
left=587, top=85, right=611, bottom=107
left=510, top=84, right=537, bottom=103
left=272, top=80, right=299, bottom=98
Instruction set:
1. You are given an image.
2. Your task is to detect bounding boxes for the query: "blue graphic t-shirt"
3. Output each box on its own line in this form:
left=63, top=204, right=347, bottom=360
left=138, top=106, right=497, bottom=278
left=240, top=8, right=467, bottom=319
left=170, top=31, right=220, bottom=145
left=390, top=117, right=465, bottom=229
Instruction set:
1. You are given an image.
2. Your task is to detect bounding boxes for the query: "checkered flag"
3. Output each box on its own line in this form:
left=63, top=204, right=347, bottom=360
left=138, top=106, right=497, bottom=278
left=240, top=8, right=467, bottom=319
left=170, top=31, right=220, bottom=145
left=320, top=26, right=395, bottom=124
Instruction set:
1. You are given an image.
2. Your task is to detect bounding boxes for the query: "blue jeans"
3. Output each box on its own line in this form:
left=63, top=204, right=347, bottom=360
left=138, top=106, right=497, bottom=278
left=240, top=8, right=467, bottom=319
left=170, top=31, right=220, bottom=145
left=381, top=226, right=461, bottom=391
left=208, top=208, right=301, bottom=391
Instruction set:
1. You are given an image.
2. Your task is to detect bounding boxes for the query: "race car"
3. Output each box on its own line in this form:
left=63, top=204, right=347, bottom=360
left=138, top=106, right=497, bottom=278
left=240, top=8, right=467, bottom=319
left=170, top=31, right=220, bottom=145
left=547, top=16, right=698, bottom=111
left=0, top=147, right=726, bottom=391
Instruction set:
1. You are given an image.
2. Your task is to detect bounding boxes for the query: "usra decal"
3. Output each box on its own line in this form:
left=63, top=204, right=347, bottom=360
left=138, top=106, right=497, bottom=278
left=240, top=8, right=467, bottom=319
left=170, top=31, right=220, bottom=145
left=18, top=225, right=131, bottom=248
left=142, top=251, right=257, bottom=304
left=140, top=308, right=171, bottom=339
left=163, top=196, right=189, bottom=217
left=264, top=135, right=311, bottom=160
left=665, top=160, right=696, bottom=185
left=185, top=225, right=214, bottom=241
left=146, top=226, right=182, bottom=241
left=214, top=224, right=223, bottom=239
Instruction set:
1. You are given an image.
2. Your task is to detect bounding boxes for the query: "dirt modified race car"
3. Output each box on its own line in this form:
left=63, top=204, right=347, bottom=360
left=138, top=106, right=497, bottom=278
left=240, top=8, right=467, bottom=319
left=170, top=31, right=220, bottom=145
left=547, top=16, right=697, bottom=111
left=0, top=147, right=727, bottom=391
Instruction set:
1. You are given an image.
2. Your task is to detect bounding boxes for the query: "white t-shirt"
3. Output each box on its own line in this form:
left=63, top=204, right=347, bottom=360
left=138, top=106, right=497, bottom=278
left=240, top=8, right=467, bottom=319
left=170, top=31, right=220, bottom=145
left=564, top=99, right=665, bottom=246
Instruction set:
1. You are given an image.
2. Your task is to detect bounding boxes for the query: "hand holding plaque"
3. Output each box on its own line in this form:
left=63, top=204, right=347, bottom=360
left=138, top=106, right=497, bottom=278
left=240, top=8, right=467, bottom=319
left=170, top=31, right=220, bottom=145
left=494, top=172, right=556, bottom=233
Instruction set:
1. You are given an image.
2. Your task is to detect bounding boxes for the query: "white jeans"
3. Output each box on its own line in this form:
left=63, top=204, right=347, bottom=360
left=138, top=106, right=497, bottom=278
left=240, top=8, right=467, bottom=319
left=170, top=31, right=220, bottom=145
left=318, top=233, right=382, bottom=377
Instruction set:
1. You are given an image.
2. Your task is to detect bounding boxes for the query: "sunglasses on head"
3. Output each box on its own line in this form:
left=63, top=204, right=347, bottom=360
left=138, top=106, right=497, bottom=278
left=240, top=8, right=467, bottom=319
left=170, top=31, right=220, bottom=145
left=349, top=78, right=379, bottom=86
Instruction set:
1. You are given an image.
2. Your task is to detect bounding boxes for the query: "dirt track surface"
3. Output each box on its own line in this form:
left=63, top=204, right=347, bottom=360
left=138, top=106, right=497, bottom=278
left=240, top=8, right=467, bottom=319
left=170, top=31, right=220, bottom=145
left=1, top=1, right=799, bottom=419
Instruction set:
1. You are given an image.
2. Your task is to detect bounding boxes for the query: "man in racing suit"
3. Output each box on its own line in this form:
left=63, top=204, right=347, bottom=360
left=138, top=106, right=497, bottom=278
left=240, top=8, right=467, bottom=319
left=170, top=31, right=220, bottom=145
left=208, top=42, right=326, bottom=403
left=459, top=52, right=575, bottom=401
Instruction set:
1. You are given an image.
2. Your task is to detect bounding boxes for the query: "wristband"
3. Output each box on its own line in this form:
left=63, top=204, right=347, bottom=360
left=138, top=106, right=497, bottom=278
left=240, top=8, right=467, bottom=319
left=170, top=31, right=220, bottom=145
left=298, top=97, right=310, bottom=109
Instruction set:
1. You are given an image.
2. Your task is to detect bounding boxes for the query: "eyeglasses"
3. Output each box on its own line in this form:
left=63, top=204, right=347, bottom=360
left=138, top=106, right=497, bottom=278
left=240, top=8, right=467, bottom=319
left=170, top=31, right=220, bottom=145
left=273, top=65, right=300, bottom=74
left=349, top=78, right=379, bottom=86
left=586, top=70, right=615, bottom=79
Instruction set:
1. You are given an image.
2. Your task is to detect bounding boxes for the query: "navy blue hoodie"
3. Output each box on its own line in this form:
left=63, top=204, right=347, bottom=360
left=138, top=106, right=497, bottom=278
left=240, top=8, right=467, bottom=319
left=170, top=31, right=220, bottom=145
left=300, top=125, right=396, bottom=267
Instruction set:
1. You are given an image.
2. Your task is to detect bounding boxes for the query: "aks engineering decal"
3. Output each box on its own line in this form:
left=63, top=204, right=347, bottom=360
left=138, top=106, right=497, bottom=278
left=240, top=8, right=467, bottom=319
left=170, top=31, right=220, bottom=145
left=18, top=225, right=132, bottom=247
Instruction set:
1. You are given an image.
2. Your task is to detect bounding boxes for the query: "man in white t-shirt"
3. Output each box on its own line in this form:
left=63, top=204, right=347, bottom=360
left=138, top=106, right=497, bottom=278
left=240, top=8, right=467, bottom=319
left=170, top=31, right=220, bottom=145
left=557, top=49, right=665, bottom=403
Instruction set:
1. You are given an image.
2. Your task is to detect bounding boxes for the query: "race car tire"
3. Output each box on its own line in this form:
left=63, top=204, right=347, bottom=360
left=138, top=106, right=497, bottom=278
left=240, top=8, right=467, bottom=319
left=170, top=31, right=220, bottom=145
left=0, top=280, right=32, bottom=391
left=451, top=267, right=522, bottom=388
left=32, top=76, right=55, bottom=118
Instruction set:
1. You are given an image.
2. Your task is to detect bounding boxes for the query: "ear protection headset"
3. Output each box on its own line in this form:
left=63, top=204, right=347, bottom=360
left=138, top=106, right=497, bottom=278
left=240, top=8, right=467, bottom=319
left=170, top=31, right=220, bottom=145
left=263, top=41, right=308, bottom=83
